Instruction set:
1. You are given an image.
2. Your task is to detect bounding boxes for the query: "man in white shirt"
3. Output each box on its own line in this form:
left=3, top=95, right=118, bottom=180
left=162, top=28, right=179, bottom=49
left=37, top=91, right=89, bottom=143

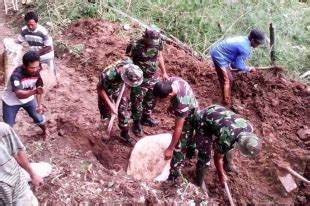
left=17, top=11, right=55, bottom=76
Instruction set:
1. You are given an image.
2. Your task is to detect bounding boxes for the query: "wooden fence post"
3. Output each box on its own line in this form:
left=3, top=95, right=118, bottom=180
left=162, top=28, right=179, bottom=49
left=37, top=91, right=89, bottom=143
left=270, top=23, right=276, bottom=64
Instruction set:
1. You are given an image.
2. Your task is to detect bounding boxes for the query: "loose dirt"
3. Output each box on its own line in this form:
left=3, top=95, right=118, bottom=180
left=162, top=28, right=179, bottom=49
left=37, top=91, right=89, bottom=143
left=2, top=17, right=309, bottom=204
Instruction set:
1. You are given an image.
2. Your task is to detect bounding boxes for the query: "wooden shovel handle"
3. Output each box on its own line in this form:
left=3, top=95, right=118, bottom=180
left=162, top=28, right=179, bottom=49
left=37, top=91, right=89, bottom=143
left=107, top=83, right=126, bottom=136
left=224, top=181, right=235, bottom=206
left=286, top=167, right=310, bottom=184
left=256, top=66, right=274, bottom=70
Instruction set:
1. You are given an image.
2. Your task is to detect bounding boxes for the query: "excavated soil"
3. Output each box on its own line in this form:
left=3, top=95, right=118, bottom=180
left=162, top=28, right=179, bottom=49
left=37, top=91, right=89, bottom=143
left=9, top=18, right=309, bottom=204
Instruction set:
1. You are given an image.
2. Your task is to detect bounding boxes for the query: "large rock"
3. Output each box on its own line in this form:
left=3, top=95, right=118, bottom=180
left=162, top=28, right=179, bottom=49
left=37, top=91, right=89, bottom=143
left=40, top=63, right=57, bottom=90
left=22, top=162, right=53, bottom=182
left=127, top=133, right=172, bottom=181
left=2, top=38, right=22, bottom=84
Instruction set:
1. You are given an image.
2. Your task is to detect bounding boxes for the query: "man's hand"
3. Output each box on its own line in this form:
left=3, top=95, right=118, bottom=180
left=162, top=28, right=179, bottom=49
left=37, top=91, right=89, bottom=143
left=162, top=72, right=169, bottom=80
left=249, top=67, right=256, bottom=72
left=164, top=148, right=173, bottom=160
left=30, top=173, right=43, bottom=187
left=36, top=86, right=44, bottom=95
left=36, top=104, right=44, bottom=113
left=218, top=172, right=228, bottom=184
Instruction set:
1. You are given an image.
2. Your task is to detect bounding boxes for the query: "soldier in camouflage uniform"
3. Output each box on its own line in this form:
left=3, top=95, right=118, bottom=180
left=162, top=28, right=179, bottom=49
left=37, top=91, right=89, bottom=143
left=97, top=58, right=143, bottom=145
left=126, top=25, right=168, bottom=135
left=192, top=104, right=262, bottom=187
left=153, top=76, right=199, bottom=180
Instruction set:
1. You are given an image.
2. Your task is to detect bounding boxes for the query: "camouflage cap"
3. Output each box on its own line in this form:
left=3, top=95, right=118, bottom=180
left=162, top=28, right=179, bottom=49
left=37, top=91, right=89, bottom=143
left=237, top=132, right=262, bottom=157
left=120, top=63, right=143, bottom=87
left=143, top=25, right=161, bottom=45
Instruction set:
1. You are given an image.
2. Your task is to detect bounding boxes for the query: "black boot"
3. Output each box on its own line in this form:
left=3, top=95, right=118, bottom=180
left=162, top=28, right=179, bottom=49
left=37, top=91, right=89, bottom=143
left=195, top=164, right=207, bottom=187
left=141, top=114, right=159, bottom=127
left=132, top=120, right=142, bottom=135
left=120, top=130, right=135, bottom=146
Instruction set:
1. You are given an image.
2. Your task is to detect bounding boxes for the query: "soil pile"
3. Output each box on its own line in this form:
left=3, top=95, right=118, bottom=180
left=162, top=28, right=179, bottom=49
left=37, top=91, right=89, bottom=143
left=15, top=18, right=309, bottom=204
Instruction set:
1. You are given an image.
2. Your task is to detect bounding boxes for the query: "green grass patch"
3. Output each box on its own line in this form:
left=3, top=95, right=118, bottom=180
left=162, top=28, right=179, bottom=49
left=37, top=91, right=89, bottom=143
left=33, top=0, right=309, bottom=78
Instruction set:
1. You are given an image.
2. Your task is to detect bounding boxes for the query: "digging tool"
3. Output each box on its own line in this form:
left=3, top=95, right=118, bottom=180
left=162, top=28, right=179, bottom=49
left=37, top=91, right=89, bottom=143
left=224, top=181, right=235, bottom=206
left=286, top=167, right=310, bottom=184
left=255, top=65, right=283, bottom=71
left=275, top=161, right=309, bottom=193
left=230, top=65, right=283, bottom=72
left=106, top=83, right=126, bottom=137
left=276, top=162, right=310, bottom=184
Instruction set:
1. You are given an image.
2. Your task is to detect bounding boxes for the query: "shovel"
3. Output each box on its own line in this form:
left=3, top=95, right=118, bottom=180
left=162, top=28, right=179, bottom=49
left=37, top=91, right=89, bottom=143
left=275, top=161, right=309, bottom=193
left=106, top=83, right=126, bottom=138
left=224, top=181, right=235, bottom=206
left=230, top=65, right=283, bottom=72
left=255, top=65, right=283, bottom=72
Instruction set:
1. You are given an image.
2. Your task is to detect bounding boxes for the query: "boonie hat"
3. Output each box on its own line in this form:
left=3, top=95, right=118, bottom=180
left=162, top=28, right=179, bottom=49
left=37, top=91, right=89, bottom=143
left=237, top=132, right=262, bottom=157
left=120, top=64, right=143, bottom=87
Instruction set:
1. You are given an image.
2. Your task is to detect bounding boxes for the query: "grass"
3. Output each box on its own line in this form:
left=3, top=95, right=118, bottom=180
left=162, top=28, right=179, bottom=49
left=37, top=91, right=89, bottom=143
left=32, top=0, right=309, bottom=78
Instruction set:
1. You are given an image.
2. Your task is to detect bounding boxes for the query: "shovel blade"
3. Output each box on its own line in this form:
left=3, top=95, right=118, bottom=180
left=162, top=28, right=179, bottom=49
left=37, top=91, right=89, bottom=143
left=278, top=173, right=298, bottom=193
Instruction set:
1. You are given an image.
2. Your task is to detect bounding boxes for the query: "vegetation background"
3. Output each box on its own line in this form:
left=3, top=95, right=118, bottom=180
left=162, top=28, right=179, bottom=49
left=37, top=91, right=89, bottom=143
left=33, top=0, right=309, bottom=78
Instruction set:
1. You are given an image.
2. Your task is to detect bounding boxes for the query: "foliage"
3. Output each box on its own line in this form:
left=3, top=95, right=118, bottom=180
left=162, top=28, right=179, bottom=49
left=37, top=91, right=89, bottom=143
left=34, top=0, right=310, bottom=76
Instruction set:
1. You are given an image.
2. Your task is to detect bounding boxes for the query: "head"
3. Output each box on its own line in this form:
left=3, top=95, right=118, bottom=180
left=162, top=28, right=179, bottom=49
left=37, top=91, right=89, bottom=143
left=22, top=51, right=40, bottom=75
left=120, top=63, right=143, bottom=87
left=237, top=132, right=262, bottom=157
left=143, top=25, right=161, bottom=46
left=248, top=29, right=265, bottom=48
left=24, top=11, right=38, bottom=31
left=153, top=81, right=173, bottom=100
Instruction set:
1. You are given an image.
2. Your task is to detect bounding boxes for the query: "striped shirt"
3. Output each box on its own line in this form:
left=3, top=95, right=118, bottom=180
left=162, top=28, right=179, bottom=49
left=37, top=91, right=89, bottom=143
left=2, top=66, right=43, bottom=106
left=0, top=122, right=28, bottom=205
left=18, top=24, right=54, bottom=61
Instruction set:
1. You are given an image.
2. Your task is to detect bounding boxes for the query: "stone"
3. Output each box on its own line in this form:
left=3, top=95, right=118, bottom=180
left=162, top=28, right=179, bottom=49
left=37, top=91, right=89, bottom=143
left=127, top=133, right=172, bottom=181
left=40, top=63, right=57, bottom=90
left=297, top=128, right=310, bottom=140
left=22, top=162, right=52, bottom=182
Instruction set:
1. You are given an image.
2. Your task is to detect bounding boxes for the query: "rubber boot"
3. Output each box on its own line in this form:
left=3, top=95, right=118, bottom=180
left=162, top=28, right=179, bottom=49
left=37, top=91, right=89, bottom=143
left=195, top=164, right=207, bottom=187
left=120, top=129, right=135, bottom=146
left=132, top=120, right=142, bottom=135
left=141, top=114, right=159, bottom=127
left=223, top=148, right=237, bottom=173
left=167, top=169, right=180, bottom=182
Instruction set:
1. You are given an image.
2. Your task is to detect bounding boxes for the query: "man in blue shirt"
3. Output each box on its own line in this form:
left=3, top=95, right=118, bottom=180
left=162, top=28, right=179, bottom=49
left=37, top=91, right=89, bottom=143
left=211, top=29, right=265, bottom=106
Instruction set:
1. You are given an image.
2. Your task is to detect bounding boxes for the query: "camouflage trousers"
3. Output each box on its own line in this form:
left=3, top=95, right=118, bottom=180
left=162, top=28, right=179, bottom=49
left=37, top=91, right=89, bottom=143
left=169, top=109, right=210, bottom=177
left=131, top=76, right=159, bottom=121
left=98, top=89, right=130, bottom=130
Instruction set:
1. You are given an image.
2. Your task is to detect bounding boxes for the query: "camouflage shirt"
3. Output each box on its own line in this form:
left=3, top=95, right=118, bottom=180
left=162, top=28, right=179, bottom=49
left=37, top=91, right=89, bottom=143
left=194, top=104, right=254, bottom=154
left=126, top=39, right=163, bottom=78
left=98, top=60, right=123, bottom=95
left=169, top=77, right=199, bottom=118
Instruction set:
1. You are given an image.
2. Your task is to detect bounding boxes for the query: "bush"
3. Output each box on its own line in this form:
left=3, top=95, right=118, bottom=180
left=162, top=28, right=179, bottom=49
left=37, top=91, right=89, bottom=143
left=35, top=0, right=310, bottom=76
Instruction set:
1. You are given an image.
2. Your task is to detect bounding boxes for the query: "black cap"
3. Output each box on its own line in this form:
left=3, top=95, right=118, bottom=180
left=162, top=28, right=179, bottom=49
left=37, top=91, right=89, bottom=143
left=249, top=29, right=265, bottom=45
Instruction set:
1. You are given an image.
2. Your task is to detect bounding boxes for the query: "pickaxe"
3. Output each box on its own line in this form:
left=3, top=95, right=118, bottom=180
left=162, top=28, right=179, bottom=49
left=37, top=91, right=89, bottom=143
left=106, top=83, right=126, bottom=137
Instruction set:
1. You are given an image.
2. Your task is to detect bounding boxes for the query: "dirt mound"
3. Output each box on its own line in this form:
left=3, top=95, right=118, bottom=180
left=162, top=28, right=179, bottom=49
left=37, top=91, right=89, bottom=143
left=61, top=18, right=309, bottom=204
left=16, top=18, right=308, bottom=204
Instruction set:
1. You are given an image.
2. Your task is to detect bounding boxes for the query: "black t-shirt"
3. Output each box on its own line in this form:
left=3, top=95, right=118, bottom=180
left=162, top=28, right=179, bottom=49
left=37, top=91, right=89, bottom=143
left=10, top=66, right=43, bottom=92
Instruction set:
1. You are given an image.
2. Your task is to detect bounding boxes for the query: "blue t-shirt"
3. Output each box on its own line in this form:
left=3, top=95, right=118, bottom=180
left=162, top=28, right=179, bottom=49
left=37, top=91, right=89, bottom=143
left=211, top=36, right=252, bottom=71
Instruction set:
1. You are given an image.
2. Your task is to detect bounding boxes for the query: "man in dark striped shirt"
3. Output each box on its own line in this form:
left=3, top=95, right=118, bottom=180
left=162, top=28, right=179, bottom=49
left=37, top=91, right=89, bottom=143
left=0, top=122, right=43, bottom=205
left=17, top=11, right=55, bottom=76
